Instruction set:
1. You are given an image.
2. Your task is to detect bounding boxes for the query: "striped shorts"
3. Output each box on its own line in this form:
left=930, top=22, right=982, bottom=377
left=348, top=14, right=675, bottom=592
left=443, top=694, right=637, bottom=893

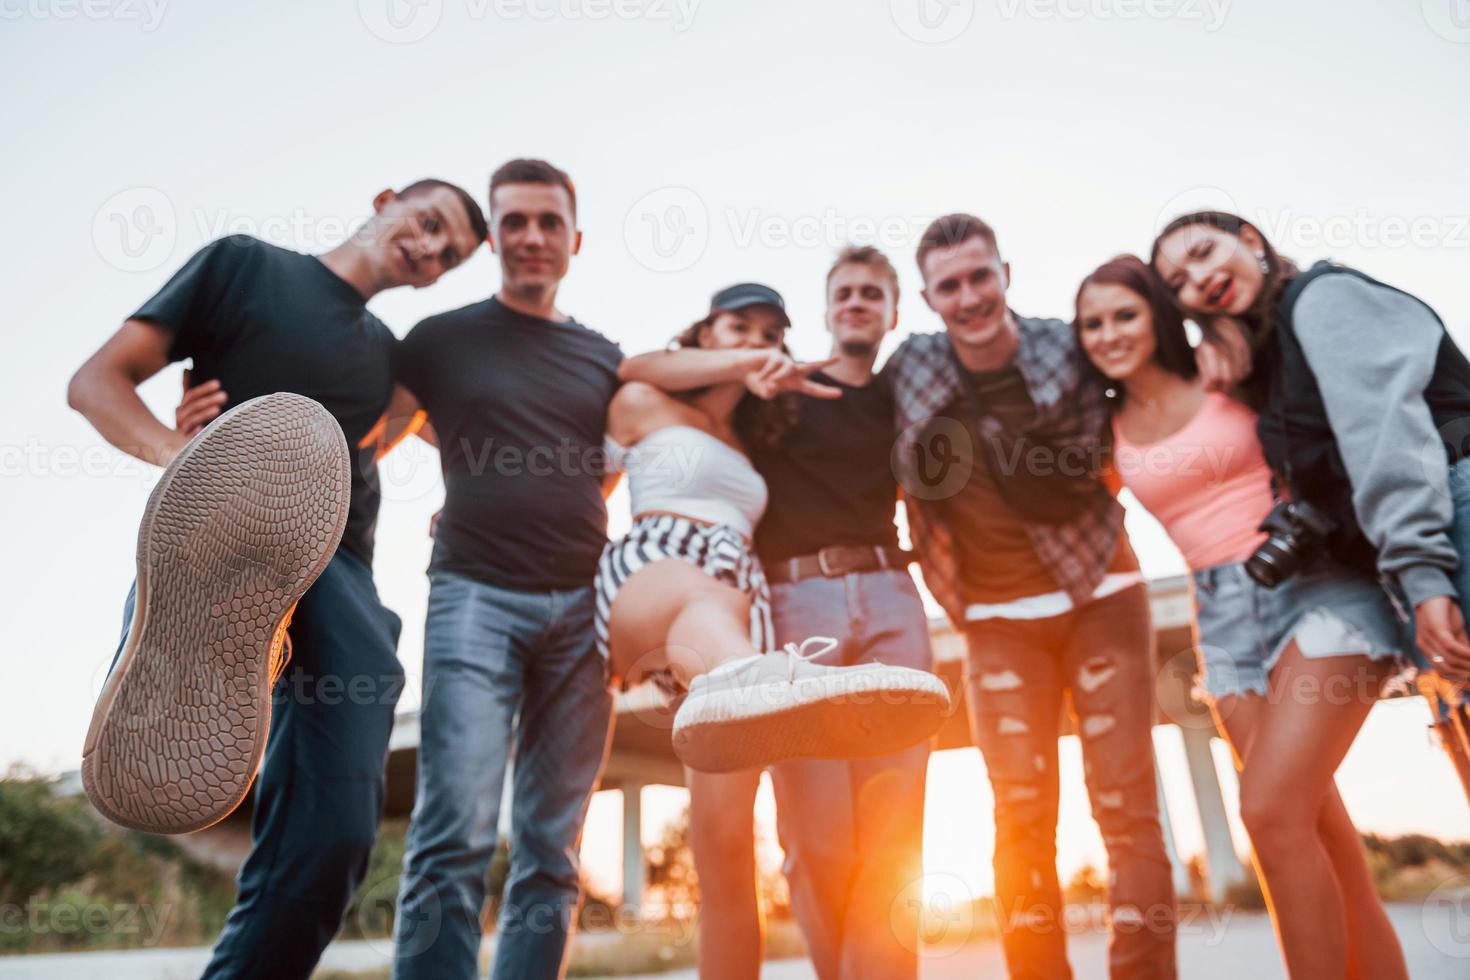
left=594, top=514, right=775, bottom=679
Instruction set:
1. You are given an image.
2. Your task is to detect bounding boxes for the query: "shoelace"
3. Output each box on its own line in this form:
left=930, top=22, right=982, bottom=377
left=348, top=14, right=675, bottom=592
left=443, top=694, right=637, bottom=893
left=268, top=604, right=298, bottom=686
left=779, top=636, right=838, bottom=681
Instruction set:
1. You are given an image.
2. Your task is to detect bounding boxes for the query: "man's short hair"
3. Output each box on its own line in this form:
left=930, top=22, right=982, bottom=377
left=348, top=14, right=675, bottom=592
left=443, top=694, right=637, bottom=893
left=916, top=213, right=1001, bottom=278
left=396, top=182, right=488, bottom=246
left=398, top=179, right=488, bottom=243
left=489, top=159, right=577, bottom=218
left=827, top=245, right=900, bottom=304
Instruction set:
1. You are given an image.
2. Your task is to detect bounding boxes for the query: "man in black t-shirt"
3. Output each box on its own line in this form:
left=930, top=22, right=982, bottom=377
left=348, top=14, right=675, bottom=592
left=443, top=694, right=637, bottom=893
left=621, top=246, right=936, bottom=980
left=386, top=161, right=623, bottom=980
left=68, top=179, right=487, bottom=980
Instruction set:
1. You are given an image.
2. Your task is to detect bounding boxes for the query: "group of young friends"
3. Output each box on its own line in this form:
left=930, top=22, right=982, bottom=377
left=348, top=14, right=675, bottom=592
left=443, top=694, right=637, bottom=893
left=67, top=158, right=1470, bottom=980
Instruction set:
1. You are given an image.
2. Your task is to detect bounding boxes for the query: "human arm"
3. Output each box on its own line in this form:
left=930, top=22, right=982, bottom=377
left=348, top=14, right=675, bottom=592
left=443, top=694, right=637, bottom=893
left=1292, top=275, right=1469, bottom=666
left=1194, top=316, right=1253, bottom=391
left=67, top=319, right=191, bottom=467
left=361, top=383, right=437, bottom=460
left=618, top=347, right=841, bottom=400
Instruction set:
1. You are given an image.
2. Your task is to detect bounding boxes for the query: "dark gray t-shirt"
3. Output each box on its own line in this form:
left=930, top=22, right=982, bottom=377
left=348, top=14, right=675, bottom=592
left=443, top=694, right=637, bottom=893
left=395, top=298, right=623, bottom=591
left=132, top=236, right=396, bottom=564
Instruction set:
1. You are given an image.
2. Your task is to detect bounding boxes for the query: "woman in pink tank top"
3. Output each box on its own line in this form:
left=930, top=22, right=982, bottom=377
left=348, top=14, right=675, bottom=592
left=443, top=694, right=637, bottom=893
left=1074, top=255, right=1409, bottom=979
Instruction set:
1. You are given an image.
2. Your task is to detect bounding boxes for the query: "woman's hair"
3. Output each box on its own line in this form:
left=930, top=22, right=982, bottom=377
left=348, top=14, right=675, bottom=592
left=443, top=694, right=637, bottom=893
left=670, top=314, right=799, bottom=451
left=1149, top=210, right=1300, bottom=343
left=1073, top=254, right=1196, bottom=408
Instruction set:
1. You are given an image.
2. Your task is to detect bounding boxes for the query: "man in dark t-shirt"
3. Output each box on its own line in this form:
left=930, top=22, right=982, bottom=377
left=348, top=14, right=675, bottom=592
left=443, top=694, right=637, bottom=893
left=67, top=179, right=487, bottom=980
left=621, top=246, right=935, bottom=979
left=387, top=160, right=623, bottom=980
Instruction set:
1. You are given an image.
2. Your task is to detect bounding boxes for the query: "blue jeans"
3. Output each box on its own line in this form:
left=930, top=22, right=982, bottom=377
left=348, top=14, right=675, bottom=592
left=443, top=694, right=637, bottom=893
left=767, top=568, right=934, bottom=980
left=392, top=570, right=613, bottom=980
left=106, top=550, right=405, bottom=980
left=1449, top=457, right=1470, bottom=641
left=1413, top=456, right=1470, bottom=716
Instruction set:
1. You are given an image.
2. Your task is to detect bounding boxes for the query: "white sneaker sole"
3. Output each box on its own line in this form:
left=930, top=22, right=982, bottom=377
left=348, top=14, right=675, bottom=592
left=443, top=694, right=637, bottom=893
left=671, top=666, right=950, bottom=773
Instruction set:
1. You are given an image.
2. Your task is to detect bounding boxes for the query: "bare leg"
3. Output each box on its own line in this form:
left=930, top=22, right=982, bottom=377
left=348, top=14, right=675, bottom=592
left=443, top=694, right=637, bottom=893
left=1214, top=694, right=1408, bottom=980
left=688, top=767, right=765, bottom=980
left=1234, top=643, right=1406, bottom=979
left=606, top=559, right=760, bottom=685
left=606, top=561, right=765, bottom=978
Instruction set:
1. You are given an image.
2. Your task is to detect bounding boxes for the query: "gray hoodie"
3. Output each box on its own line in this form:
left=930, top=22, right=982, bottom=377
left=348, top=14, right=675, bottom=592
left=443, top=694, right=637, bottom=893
left=1291, top=273, right=1458, bottom=609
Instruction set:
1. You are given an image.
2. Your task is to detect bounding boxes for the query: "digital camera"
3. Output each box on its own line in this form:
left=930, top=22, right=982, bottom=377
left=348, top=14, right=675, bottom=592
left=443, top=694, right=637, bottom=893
left=1244, top=499, right=1336, bottom=588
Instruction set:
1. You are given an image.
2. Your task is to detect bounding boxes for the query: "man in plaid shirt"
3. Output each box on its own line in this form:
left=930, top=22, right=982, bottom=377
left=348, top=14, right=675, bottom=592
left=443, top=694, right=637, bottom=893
left=888, top=214, right=1176, bottom=979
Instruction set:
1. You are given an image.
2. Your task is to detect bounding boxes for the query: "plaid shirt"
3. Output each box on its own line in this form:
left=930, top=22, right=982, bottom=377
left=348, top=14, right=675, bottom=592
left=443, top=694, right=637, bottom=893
left=887, top=316, right=1124, bottom=627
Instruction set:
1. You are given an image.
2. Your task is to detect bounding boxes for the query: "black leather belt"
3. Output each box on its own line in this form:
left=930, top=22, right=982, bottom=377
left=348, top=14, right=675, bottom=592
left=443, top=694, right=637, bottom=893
left=765, top=545, right=913, bottom=585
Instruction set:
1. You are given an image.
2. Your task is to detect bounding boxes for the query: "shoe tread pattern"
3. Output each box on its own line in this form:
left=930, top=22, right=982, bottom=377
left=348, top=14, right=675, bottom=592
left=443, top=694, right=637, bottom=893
left=81, top=393, right=349, bottom=834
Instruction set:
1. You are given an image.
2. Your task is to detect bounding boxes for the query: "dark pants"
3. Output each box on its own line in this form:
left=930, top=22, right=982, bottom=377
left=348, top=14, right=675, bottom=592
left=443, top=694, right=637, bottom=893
left=767, top=568, right=934, bottom=980
left=115, top=549, right=405, bottom=980
left=963, top=584, right=1176, bottom=980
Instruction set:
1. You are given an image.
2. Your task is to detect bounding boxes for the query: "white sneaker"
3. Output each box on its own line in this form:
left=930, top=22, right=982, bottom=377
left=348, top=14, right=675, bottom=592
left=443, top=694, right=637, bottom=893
left=671, top=637, right=951, bottom=773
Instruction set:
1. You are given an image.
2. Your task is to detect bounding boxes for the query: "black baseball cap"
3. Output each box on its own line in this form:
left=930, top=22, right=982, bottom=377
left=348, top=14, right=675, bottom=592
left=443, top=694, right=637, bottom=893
left=709, top=282, right=791, bottom=327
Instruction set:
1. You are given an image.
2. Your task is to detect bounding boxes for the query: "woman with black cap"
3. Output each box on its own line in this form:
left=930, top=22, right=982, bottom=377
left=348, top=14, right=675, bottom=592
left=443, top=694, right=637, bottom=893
left=597, top=283, right=950, bottom=980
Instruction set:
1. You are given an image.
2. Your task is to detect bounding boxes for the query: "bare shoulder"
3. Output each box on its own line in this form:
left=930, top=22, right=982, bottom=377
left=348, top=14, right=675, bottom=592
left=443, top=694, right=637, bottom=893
left=607, top=381, right=688, bottom=445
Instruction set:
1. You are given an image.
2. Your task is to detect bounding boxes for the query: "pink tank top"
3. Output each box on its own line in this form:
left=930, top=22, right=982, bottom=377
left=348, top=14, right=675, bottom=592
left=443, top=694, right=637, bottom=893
left=1112, top=391, right=1274, bottom=571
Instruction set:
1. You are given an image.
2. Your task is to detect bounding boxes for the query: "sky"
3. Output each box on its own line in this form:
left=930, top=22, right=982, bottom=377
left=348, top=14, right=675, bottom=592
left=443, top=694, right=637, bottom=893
left=3, top=0, right=1469, bottom=900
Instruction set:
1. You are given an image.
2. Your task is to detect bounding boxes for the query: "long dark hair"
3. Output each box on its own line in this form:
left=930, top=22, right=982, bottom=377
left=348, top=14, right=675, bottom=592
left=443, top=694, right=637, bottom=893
left=1149, top=210, right=1300, bottom=345
left=1073, top=254, right=1196, bottom=408
left=670, top=315, right=798, bottom=452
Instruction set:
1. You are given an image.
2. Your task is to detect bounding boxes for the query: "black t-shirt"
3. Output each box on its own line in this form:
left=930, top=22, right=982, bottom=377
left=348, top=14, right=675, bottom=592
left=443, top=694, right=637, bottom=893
left=751, top=370, right=902, bottom=565
left=132, top=237, right=396, bottom=564
left=395, top=298, right=623, bottom=591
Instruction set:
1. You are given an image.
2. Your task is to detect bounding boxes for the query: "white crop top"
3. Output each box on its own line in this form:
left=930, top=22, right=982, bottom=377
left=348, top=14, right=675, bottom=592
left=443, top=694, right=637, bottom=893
left=606, top=425, right=769, bottom=539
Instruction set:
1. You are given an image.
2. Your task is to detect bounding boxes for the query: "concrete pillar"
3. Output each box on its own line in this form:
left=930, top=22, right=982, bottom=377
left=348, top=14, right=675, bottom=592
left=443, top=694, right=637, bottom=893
left=622, top=781, right=645, bottom=912
left=1179, top=724, right=1248, bottom=899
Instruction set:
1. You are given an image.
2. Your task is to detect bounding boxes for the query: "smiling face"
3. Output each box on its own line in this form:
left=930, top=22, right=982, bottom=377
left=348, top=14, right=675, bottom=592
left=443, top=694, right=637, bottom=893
left=919, top=235, right=1012, bottom=354
left=489, top=182, right=581, bottom=293
left=701, top=306, right=787, bottom=352
left=368, top=185, right=482, bottom=290
left=1075, top=281, right=1159, bottom=381
left=1153, top=222, right=1268, bottom=317
left=826, top=260, right=897, bottom=353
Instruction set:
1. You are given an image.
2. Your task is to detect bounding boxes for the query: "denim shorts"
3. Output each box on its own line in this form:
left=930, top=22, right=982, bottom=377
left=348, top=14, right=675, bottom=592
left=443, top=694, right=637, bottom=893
left=1190, top=560, right=1410, bottom=701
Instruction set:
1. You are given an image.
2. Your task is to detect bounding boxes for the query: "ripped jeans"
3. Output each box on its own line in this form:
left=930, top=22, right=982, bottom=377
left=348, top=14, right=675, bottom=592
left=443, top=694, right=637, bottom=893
left=963, top=583, right=1176, bottom=980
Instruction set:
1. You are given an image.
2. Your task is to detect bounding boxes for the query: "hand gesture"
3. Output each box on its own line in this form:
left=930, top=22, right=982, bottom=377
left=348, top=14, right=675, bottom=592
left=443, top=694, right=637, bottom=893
left=744, top=352, right=843, bottom=401
left=1195, top=317, right=1253, bottom=392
